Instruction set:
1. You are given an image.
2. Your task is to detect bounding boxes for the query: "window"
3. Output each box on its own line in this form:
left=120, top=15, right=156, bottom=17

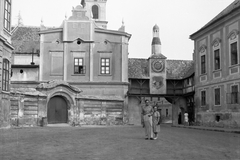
left=2, top=59, right=10, bottom=91
left=230, top=42, right=238, bottom=65
left=214, top=88, right=220, bottom=105
left=166, top=109, right=168, bottom=117
left=201, top=55, right=206, bottom=74
left=231, top=85, right=238, bottom=104
left=201, top=90, right=206, bottom=106
left=214, top=49, right=220, bottom=70
left=92, top=5, right=99, bottom=19
left=100, top=58, right=110, bottom=74
left=74, top=58, right=85, bottom=74
left=4, top=0, right=11, bottom=32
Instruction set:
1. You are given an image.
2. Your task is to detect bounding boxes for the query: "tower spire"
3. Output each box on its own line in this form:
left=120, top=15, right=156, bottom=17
left=18, top=11, right=23, bottom=26
left=151, top=24, right=161, bottom=55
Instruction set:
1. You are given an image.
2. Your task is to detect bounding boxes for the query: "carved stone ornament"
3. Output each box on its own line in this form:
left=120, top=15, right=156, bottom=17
left=152, top=76, right=164, bottom=89
left=211, top=38, right=221, bottom=47
left=228, top=29, right=239, bottom=40
left=199, top=45, right=207, bottom=53
left=151, top=60, right=164, bottom=73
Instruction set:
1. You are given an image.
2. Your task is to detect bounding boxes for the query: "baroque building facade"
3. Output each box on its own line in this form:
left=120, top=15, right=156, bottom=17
left=190, top=0, right=240, bottom=128
left=10, top=0, right=131, bottom=127
left=0, top=0, right=13, bottom=128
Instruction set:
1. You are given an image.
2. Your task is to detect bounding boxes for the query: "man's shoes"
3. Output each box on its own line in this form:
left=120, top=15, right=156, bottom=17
left=150, top=138, right=154, bottom=140
left=153, top=137, right=157, bottom=140
left=145, top=138, right=149, bottom=140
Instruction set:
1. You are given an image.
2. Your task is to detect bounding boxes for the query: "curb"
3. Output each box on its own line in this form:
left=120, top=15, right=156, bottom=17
left=172, top=125, right=240, bottom=134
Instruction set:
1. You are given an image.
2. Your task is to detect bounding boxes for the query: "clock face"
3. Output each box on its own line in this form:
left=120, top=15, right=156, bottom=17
left=151, top=60, right=164, bottom=73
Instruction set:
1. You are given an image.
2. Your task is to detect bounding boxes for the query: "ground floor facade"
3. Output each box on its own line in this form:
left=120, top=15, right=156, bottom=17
left=195, top=79, right=240, bottom=128
left=0, top=80, right=128, bottom=128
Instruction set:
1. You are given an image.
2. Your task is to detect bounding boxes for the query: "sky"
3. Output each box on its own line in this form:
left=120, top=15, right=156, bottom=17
left=11, top=0, right=235, bottom=60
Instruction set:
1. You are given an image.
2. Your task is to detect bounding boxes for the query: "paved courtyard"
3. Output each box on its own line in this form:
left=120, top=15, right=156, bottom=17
left=0, top=124, right=239, bottom=160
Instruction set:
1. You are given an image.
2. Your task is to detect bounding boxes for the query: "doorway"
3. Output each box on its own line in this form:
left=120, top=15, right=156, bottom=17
left=47, top=96, right=68, bottom=124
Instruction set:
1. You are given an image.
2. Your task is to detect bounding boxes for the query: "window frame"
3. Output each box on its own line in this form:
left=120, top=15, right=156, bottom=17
left=100, top=58, right=110, bottom=75
left=2, top=59, right=10, bottom=91
left=214, top=88, right=221, bottom=106
left=228, top=30, right=239, bottom=66
left=92, top=5, right=99, bottom=19
left=231, top=84, right=239, bottom=104
left=74, top=58, right=85, bottom=75
left=201, top=55, right=206, bottom=74
left=201, top=90, right=206, bottom=106
left=214, top=49, right=220, bottom=70
left=4, top=0, right=11, bottom=32
left=230, top=42, right=238, bottom=66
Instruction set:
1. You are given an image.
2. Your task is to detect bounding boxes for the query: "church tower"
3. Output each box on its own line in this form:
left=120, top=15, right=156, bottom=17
left=149, top=24, right=167, bottom=94
left=84, top=0, right=108, bottom=28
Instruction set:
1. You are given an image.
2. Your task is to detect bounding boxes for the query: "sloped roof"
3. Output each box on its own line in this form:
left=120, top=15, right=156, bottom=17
left=166, top=60, right=194, bottom=79
left=10, top=88, right=46, bottom=97
left=128, top=58, right=149, bottom=79
left=128, top=58, right=194, bottom=80
left=12, top=26, right=40, bottom=53
left=190, top=0, right=240, bottom=38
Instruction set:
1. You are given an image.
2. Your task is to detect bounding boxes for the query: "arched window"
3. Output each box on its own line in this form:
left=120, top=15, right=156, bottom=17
left=92, top=5, right=99, bottom=19
left=2, top=59, right=10, bottom=91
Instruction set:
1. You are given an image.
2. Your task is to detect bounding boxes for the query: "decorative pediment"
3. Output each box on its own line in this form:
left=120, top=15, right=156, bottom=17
left=211, top=38, right=221, bottom=47
left=199, top=45, right=207, bottom=53
left=68, top=5, right=89, bottom=20
left=227, top=29, right=239, bottom=40
left=36, top=80, right=82, bottom=93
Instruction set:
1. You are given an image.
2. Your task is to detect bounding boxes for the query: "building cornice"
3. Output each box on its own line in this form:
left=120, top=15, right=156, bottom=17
left=0, top=35, right=14, bottom=50
left=38, top=28, right=63, bottom=34
left=11, top=64, right=39, bottom=68
left=95, top=28, right=131, bottom=39
left=190, top=7, right=240, bottom=40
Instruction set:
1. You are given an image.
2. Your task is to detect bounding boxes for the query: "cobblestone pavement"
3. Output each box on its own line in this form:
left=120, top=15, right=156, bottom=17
left=0, top=124, right=239, bottom=160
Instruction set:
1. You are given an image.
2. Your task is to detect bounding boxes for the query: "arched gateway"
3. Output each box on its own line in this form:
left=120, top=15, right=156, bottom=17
left=36, top=80, right=82, bottom=125
left=47, top=96, right=68, bottom=124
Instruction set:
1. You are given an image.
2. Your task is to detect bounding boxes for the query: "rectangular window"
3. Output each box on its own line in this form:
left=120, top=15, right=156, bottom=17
left=100, top=58, right=110, bottom=74
left=201, top=90, right=206, bottom=106
left=74, top=58, right=85, bottom=74
left=166, top=109, right=168, bottom=117
left=201, top=55, right=206, bottom=74
left=214, top=88, right=220, bottom=105
left=2, top=59, right=10, bottom=91
left=231, top=42, right=238, bottom=65
left=4, top=0, right=11, bottom=32
left=231, top=85, right=238, bottom=104
left=214, top=49, right=220, bottom=70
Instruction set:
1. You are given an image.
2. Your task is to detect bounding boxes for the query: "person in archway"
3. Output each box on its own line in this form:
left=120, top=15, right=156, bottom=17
left=152, top=105, right=161, bottom=140
left=178, top=112, right=182, bottom=124
left=141, top=99, right=154, bottom=140
left=184, top=111, right=189, bottom=126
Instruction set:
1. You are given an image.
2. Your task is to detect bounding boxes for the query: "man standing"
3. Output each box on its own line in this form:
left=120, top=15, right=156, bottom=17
left=141, top=99, right=154, bottom=140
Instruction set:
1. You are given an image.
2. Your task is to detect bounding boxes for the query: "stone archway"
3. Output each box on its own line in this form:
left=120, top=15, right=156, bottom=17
left=47, top=96, right=68, bottom=124
left=36, top=80, right=82, bottom=125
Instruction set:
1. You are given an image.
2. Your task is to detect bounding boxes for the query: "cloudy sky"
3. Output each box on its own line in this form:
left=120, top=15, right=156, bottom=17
left=12, top=0, right=234, bottom=60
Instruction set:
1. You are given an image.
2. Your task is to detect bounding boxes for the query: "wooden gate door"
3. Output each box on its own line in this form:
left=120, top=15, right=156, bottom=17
left=47, top=96, right=68, bottom=124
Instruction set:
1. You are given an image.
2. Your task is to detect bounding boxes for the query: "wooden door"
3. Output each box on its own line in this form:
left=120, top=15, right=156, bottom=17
left=47, top=96, right=68, bottom=124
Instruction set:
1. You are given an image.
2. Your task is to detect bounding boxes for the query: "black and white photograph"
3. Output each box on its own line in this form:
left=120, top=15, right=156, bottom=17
left=0, top=0, right=240, bottom=159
